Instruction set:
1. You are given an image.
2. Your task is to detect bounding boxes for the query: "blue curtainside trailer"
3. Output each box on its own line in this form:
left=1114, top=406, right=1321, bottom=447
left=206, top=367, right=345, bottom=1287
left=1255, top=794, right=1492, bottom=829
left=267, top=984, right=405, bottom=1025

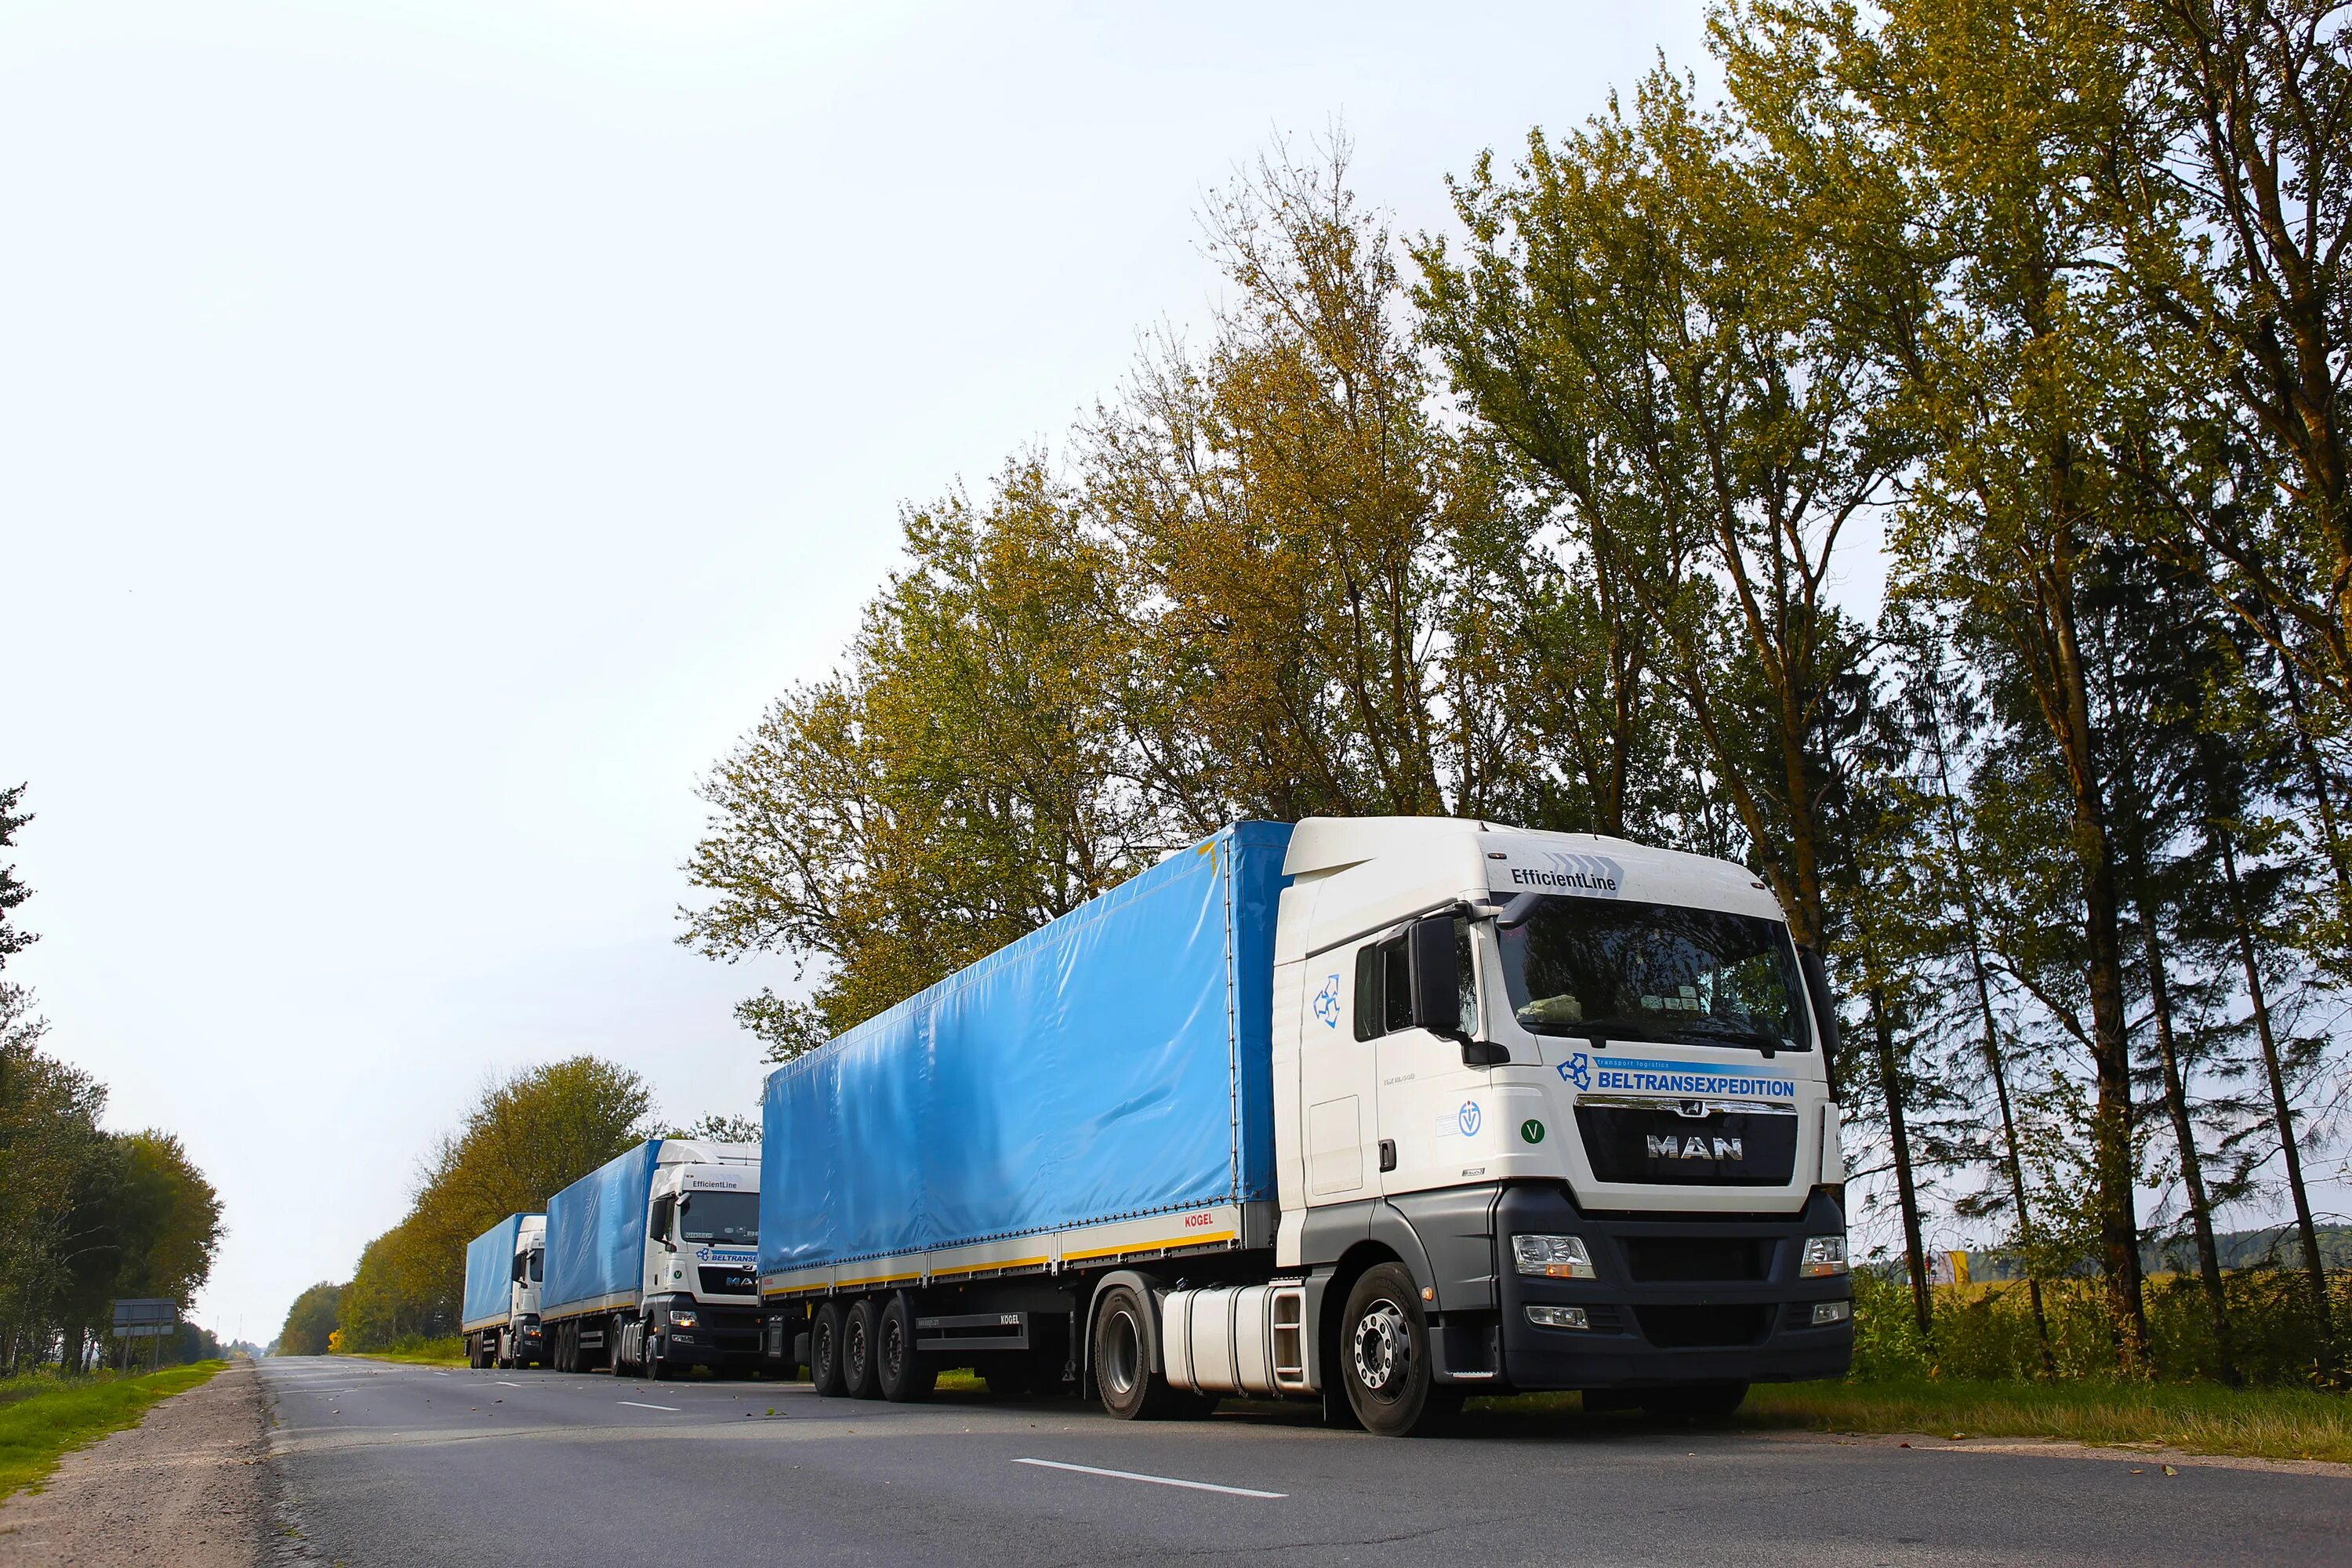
left=544, top=1141, right=662, bottom=1320
left=759, top=822, right=1292, bottom=1294
left=462, top=1213, right=535, bottom=1330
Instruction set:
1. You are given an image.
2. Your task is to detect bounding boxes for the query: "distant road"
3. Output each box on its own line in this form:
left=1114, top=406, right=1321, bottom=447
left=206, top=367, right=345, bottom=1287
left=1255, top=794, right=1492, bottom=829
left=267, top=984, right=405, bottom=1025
left=260, top=1358, right=2351, bottom=1566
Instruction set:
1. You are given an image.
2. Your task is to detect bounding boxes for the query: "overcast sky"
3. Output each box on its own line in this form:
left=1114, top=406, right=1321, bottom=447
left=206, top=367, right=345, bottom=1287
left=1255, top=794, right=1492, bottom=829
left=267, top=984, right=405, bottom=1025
left=4, top=1, right=1748, bottom=1344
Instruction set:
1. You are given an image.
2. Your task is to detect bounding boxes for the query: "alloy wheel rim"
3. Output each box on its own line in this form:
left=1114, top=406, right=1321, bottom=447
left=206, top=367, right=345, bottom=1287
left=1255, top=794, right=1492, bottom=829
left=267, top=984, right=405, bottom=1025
left=1351, top=1299, right=1411, bottom=1398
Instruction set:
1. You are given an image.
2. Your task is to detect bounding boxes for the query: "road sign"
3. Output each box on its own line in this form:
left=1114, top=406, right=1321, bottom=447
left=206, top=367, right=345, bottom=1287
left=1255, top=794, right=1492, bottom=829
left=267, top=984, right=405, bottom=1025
left=112, top=1298, right=178, bottom=1336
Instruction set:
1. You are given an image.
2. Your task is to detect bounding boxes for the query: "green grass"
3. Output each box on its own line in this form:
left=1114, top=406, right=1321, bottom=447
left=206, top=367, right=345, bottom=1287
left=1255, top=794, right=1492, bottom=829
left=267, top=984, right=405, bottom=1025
left=343, top=1335, right=464, bottom=1367
left=1473, top=1377, right=2352, bottom=1465
left=0, top=1359, right=227, bottom=1500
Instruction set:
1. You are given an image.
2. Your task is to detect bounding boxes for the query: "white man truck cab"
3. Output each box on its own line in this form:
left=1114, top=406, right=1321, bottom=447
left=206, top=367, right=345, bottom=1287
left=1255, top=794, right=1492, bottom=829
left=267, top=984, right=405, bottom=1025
left=1274, top=817, right=1849, bottom=1428
left=461, top=1212, right=546, bottom=1369
left=542, top=1138, right=763, bottom=1377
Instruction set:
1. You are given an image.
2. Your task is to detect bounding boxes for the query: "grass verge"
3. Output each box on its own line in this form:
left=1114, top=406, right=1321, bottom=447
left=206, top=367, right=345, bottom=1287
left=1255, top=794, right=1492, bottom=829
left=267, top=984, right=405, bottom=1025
left=1476, top=1377, right=2352, bottom=1465
left=0, top=1359, right=227, bottom=1501
left=343, top=1336, right=464, bottom=1367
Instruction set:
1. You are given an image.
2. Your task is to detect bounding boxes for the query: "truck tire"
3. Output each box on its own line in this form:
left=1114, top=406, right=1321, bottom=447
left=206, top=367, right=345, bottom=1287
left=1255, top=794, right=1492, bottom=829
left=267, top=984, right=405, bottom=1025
left=1092, top=1283, right=1185, bottom=1420
left=1339, top=1263, right=1460, bottom=1437
left=608, top=1316, right=631, bottom=1376
left=875, top=1295, right=935, bottom=1403
left=810, top=1302, right=847, bottom=1397
left=553, top=1323, right=570, bottom=1373
left=1640, top=1381, right=1748, bottom=1423
left=844, top=1298, right=883, bottom=1399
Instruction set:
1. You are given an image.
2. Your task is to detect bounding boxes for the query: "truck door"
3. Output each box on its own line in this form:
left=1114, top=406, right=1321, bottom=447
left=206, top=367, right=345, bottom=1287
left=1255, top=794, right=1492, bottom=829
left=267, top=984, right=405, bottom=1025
left=1298, top=944, right=1381, bottom=1203
left=1363, top=917, right=1492, bottom=1198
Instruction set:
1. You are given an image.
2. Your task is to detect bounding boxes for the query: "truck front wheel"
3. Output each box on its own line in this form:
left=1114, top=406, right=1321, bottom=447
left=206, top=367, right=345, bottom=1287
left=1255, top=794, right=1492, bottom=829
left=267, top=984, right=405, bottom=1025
left=844, top=1298, right=882, bottom=1399
left=1339, top=1264, right=1459, bottom=1437
left=811, top=1302, right=846, bottom=1396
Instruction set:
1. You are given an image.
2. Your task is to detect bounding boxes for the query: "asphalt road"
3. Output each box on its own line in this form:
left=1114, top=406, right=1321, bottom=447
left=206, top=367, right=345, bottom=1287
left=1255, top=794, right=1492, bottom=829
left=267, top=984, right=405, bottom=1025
left=260, top=1357, right=2352, bottom=1566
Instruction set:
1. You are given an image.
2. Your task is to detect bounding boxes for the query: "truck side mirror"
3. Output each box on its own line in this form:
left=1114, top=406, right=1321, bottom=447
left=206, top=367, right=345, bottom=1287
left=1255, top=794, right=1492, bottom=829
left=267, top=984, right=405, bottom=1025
left=1410, top=915, right=1508, bottom=1066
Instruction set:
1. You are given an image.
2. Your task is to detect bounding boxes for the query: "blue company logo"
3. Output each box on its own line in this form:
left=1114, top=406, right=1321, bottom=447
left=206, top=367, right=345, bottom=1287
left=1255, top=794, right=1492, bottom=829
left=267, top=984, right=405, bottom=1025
left=1313, top=974, right=1343, bottom=1029
left=1457, top=1101, right=1483, bottom=1137
left=1561, top=1052, right=1593, bottom=1091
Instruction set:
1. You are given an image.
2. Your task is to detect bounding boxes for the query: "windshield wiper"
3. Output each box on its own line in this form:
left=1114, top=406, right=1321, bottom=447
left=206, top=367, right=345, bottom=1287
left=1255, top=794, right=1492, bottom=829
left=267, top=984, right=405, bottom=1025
left=1678, top=1022, right=1792, bottom=1056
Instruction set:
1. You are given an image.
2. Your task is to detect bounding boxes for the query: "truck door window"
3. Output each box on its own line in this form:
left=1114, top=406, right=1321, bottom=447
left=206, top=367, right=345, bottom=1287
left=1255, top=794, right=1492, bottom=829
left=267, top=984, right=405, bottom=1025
left=527, top=1247, right=543, bottom=1283
left=1353, top=935, right=1413, bottom=1040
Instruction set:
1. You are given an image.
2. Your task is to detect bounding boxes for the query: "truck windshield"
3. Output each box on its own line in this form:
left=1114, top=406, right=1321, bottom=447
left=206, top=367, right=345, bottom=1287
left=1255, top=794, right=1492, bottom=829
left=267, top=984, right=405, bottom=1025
left=678, top=1191, right=758, bottom=1246
left=1494, top=897, right=1809, bottom=1052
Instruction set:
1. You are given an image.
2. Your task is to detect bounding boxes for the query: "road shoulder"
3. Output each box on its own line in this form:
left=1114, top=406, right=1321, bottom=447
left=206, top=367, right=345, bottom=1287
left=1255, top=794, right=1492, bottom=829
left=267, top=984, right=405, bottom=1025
left=1762, top=1425, right=2352, bottom=1479
left=0, top=1357, right=272, bottom=1567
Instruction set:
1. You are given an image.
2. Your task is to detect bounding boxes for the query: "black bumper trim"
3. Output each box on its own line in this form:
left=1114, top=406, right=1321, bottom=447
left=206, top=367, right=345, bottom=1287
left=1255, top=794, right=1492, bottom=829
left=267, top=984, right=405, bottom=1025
left=1491, top=1185, right=1853, bottom=1390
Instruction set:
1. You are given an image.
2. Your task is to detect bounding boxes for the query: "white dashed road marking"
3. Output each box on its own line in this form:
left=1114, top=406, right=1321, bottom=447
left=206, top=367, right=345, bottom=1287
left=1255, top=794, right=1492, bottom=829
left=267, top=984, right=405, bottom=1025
left=618, top=1400, right=681, bottom=1412
left=1014, top=1458, right=1286, bottom=1499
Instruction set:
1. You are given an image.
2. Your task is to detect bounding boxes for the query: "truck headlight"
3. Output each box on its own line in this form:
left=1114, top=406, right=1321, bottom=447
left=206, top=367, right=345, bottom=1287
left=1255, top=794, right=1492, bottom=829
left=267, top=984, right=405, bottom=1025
left=1811, top=1301, right=1851, bottom=1325
left=666, top=1309, right=699, bottom=1329
left=1511, top=1234, right=1597, bottom=1279
left=1801, top=1236, right=1849, bottom=1277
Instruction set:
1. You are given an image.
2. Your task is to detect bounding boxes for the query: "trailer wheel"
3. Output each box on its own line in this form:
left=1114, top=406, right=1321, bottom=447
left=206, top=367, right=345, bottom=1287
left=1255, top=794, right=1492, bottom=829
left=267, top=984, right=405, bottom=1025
left=844, top=1298, right=883, bottom=1399
left=1338, top=1264, right=1457, bottom=1437
left=875, top=1295, right=935, bottom=1403
left=1092, top=1284, right=1181, bottom=1420
left=810, top=1301, right=847, bottom=1396
left=552, top=1323, right=569, bottom=1373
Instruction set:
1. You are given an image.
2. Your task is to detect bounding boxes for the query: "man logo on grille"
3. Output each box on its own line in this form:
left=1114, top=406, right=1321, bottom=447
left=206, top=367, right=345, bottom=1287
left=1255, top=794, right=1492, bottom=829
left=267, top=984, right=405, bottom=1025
left=1647, top=1134, right=1743, bottom=1161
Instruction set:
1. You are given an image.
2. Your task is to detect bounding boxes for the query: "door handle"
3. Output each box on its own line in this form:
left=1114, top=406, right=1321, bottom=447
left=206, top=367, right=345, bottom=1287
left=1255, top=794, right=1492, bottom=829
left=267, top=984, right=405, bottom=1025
left=1378, top=1138, right=1397, bottom=1173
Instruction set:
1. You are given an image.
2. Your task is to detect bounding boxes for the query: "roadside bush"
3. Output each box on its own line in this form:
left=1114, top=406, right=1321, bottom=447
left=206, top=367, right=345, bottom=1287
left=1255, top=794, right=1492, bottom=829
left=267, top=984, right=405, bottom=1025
left=1849, top=1265, right=2351, bottom=1386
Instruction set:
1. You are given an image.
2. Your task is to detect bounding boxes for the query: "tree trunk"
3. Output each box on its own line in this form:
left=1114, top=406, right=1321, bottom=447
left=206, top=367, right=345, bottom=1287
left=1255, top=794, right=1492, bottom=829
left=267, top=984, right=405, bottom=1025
left=2045, top=570, right=2150, bottom=1367
left=2219, top=833, right=2333, bottom=1343
left=2135, top=885, right=2238, bottom=1384
left=1922, top=690, right=2055, bottom=1372
left=1871, top=985, right=1933, bottom=1345
left=2274, top=648, right=2352, bottom=891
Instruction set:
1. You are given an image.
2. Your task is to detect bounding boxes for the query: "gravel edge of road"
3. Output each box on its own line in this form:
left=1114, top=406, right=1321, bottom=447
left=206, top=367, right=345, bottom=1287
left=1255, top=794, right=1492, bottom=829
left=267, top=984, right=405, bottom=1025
left=0, top=1357, right=274, bottom=1568
left=1758, top=1425, right=2352, bottom=1479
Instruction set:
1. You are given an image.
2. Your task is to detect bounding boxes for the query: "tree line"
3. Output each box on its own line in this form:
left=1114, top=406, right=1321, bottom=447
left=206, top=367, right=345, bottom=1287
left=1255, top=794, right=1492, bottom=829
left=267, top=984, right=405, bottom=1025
left=0, top=785, right=225, bottom=1372
left=683, top=0, right=2352, bottom=1385
left=279, top=1057, right=752, bottom=1354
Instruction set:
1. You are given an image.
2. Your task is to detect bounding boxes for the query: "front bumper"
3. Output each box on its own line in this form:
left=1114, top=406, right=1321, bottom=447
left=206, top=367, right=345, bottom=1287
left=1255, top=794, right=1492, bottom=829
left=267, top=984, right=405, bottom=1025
left=1489, top=1185, right=1852, bottom=1390
left=654, top=1303, right=761, bottom=1366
